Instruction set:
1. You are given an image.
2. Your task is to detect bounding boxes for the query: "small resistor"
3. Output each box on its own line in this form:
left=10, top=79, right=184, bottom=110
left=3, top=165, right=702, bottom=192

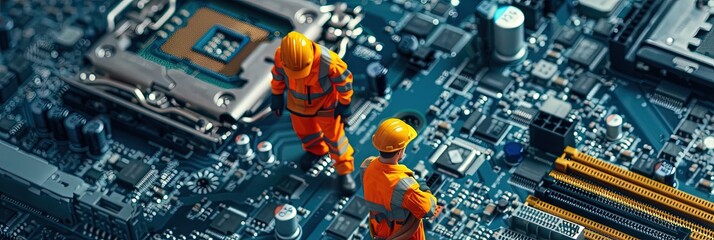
left=552, top=76, right=568, bottom=86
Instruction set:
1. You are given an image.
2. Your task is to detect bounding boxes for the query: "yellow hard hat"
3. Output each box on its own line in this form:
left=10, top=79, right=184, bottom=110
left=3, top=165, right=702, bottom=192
left=280, top=31, right=314, bottom=79
left=372, top=118, right=418, bottom=152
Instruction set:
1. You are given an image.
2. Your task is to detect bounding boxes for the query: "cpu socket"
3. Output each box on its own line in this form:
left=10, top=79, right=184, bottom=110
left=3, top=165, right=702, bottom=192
left=66, top=0, right=328, bottom=152
left=158, top=7, right=274, bottom=82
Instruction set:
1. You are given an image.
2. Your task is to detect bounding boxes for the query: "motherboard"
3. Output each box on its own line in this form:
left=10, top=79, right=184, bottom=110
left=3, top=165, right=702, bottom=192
left=1, top=0, right=714, bottom=239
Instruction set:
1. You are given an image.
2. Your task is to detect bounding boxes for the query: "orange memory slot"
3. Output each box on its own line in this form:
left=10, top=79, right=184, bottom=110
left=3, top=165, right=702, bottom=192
left=562, top=146, right=714, bottom=216
left=525, top=196, right=636, bottom=240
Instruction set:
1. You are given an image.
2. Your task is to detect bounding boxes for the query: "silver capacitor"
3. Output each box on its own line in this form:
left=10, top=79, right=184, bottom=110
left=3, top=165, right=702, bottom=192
left=256, top=141, right=276, bottom=166
left=274, top=204, right=302, bottom=240
left=493, top=6, right=527, bottom=62
left=235, top=134, right=254, bottom=158
left=605, top=114, right=623, bottom=141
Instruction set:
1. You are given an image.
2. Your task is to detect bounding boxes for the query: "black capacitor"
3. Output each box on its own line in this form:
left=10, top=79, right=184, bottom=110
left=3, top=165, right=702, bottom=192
left=397, top=34, right=419, bottom=56
left=64, top=112, right=87, bottom=151
left=26, top=98, right=53, bottom=135
left=94, top=114, right=112, bottom=138
left=47, top=106, right=70, bottom=141
left=654, top=161, right=677, bottom=186
left=496, top=198, right=509, bottom=212
left=0, top=14, right=13, bottom=51
left=82, top=119, right=109, bottom=155
left=366, top=62, right=389, bottom=97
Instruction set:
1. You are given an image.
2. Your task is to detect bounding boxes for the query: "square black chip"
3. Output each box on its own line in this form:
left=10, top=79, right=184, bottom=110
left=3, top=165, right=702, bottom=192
left=400, top=13, right=437, bottom=38
left=116, top=161, right=151, bottom=189
left=210, top=208, right=247, bottom=235
left=568, top=38, right=606, bottom=70
left=327, top=214, right=361, bottom=239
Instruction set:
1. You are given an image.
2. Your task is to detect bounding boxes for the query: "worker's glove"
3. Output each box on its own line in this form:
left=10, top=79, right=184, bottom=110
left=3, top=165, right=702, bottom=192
left=334, top=103, right=352, bottom=121
left=416, top=178, right=430, bottom=192
left=271, top=94, right=285, bottom=117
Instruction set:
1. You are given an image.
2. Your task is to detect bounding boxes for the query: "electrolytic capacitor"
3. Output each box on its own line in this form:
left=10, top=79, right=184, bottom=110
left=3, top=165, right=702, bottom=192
left=366, top=62, right=389, bottom=97
left=47, top=106, right=70, bottom=141
left=397, top=34, right=419, bottom=56
left=493, top=6, right=527, bottom=62
left=274, top=204, right=302, bottom=240
left=654, top=161, right=676, bottom=186
left=235, top=134, right=254, bottom=159
left=256, top=141, right=276, bottom=167
left=26, top=98, right=53, bottom=135
left=0, top=14, right=14, bottom=51
left=64, top=112, right=87, bottom=152
left=503, top=142, right=524, bottom=166
left=605, top=114, right=623, bottom=141
left=82, top=119, right=109, bottom=155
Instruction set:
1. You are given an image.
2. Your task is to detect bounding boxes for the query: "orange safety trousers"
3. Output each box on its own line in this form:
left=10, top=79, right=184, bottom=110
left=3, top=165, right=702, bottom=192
left=289, top=113, right=354, bottom=175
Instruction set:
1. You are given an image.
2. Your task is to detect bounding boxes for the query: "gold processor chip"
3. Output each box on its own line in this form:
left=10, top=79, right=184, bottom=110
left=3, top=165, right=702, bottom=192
left=160, top=8, right=270, bottom=77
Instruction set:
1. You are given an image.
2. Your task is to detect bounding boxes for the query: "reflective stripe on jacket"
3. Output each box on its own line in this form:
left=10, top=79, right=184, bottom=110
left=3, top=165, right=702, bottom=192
left=271, top=43, right=354, bottom=116
left=360, top=157, right=438, bottom=240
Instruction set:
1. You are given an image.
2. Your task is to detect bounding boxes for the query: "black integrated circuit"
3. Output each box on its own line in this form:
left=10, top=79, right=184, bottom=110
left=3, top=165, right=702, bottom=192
left=326, top=214, right=361, bottom=239
left=252, top=203, right=278, bottom=228
left=478, top=71, right=514, bottom=98
left=116, top=161, right=151, bottom=189
left=210, top=208, right=247, bottom=235
left=342, top=197, right=369, bottom=219
left=473, top=117, right=509, bottom=143
left=400, top=13, right=437, bottom=38
left=568, top=38, right=606, bottom=70
left=571, top=74, right=600, bottom=99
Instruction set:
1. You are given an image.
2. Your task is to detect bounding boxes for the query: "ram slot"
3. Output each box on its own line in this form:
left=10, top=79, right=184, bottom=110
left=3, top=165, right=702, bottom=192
left=554, top=156, right=714, bottom=227
left=582, top=230, right=611, bottom=240
left=525, top=196, right=636, bottom=240
left=534, top=187, right=683, bottom=240
left=509, top=205, right=585, bottom=240
left=543, top=174, right=699, bottom=239
left=548, top=171, right=714, bottom=239
left=562, top=147, right=714, bottom=215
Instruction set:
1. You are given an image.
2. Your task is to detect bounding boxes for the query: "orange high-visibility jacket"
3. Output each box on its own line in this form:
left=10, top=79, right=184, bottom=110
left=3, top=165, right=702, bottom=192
left=271, top=43, right=353, bottom=117
left=360, top=157, right=438, bottom=240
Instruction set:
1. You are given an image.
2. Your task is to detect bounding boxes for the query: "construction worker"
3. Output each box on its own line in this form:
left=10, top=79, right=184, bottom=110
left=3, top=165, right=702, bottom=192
left=361, top=118, right=438, bottom=240
left=270, top=31, right=357, bottom=195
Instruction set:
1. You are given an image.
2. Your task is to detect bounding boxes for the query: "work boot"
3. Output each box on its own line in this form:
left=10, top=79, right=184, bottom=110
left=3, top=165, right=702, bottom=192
left=299, top=152, right=322, bottom=171
left=338, top=174, right=357, bottom=196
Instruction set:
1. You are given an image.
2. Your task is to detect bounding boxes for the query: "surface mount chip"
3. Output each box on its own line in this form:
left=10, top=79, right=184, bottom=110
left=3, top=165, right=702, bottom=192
left=477, top=71, right=514, bottom=98
left=159, top=7, right=271, bottom=81
left=275, top=175, right=307, bottom=198
left=427, top=25, right=471, bottom=54
left=253, top=203, right=278, bottom=227
left=117, top=161, right=151, bottom=189
left=556, top=27, right=580, bottom=47
left=474, top=117, right=509, bottom=142
left=571, top=74, right=600, bottom=99
left=210, top=208, right=247, bottom=235
left=568, top=38, right=606, bottom=70
left=327, top=214, right=361, bottom=239
left=430, top=138, right=485, bottom=178
left=400, top=13, right=438, bottom=38
left=342, top=197, right=369, bottom=219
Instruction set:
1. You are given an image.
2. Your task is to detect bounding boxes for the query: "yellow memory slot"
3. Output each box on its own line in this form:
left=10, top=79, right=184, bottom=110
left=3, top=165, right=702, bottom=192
left=554, top=156, right=714, bottom=227
left=563, top=147, right=714, bottom=215
left=525, top=196, right=636, bottom=240
left=549, top=171, right=714, bottom=239
left=584, top=230, right=612, bottom=240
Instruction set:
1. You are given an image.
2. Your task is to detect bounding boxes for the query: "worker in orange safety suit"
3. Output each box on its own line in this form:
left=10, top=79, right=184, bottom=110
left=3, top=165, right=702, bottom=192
left=270, top=31, right=357, bottom=195
left=361, top=118, right=438, bottom=240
